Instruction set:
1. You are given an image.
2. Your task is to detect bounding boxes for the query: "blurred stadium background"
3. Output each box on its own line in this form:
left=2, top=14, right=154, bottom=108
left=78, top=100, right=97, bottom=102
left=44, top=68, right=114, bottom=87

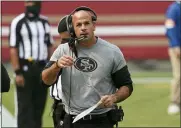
left=1, top=1, right=180, bottom=127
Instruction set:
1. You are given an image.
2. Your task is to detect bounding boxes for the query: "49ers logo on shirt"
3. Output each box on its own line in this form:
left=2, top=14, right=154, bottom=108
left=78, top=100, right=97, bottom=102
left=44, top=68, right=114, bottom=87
left=74, top=57, right=97, bottom=72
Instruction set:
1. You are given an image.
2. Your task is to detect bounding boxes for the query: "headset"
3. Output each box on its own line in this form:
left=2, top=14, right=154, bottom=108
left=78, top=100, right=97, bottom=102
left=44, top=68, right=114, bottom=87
left=66, top=6, right=97, bottom=38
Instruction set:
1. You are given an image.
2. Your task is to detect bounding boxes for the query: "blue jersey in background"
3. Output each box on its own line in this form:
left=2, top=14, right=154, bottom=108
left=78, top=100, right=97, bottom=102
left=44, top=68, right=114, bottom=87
left=165, top=2, right=181, bottom=48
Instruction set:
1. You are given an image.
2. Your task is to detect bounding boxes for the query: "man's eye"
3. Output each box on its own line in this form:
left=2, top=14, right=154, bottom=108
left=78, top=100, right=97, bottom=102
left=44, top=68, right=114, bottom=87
left=76, top=24, right=81, bottom=27
left=85, top=22, right=89, bottom=25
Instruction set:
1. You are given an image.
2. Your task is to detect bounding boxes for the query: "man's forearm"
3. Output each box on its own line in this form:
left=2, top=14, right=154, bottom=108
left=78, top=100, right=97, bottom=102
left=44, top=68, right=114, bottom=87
left=10, top=48, right=20, bottom=71
left=113, top=86, right=132, bottom=103
left=42, top=62, right=61, bottom=85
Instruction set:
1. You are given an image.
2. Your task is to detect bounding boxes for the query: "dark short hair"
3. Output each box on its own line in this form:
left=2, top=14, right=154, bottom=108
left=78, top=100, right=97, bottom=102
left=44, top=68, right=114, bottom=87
left=58, top=15, right=68, bottom=33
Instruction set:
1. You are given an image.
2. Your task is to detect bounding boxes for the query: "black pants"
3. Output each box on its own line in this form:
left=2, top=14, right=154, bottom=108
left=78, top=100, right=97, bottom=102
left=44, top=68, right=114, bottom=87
left=62, top=114, right=114, bottom=128
left=16, top=62, right=47, bottom=128
left=52, top=99, right=66, bottom=128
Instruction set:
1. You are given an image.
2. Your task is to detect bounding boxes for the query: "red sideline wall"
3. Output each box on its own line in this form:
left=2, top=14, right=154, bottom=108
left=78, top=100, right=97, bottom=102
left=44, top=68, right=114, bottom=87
left=1, top=1, right=172, bottom=62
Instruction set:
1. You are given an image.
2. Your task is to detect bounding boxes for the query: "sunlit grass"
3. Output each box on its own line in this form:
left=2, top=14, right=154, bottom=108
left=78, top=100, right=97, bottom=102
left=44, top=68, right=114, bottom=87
left=2, top=65, right=179, bottom=127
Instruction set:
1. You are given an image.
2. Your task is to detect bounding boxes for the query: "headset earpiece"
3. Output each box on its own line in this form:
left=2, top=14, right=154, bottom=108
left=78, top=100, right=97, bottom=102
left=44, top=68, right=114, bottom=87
left=66, top=15, right=76, bottom=38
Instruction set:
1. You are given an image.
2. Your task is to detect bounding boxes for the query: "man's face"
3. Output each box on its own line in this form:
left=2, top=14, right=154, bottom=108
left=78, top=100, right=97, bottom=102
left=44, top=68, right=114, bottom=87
left=25, top=1, right=41, bottom=19
left=25, top=2, right=35, bottom=17
left=72, top=10, right=95, bottom=42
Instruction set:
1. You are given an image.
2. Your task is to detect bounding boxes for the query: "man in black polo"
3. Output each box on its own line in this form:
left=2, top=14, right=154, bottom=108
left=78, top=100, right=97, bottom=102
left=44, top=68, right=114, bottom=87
left=9, top=1, right=54, bottom=128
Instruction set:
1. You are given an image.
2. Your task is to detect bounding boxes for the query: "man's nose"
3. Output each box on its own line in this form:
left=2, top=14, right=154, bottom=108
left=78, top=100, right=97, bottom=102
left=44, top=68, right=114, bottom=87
left=81, top=25, right=86, bottom=30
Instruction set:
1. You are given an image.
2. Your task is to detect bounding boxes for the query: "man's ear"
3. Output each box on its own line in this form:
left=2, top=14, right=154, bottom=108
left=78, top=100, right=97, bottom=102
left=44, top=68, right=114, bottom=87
left=92, top=21, right=96, bottom=31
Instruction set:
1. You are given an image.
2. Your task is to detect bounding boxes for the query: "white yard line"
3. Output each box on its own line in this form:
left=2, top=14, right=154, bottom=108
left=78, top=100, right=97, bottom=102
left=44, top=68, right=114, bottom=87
left=1, top=105, right=17, bottom=127
left=133, top=77, right=171, bottom=84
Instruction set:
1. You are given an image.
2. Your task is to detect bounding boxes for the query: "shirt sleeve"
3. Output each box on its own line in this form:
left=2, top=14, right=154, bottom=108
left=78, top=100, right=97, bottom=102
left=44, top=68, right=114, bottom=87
left=50, top=45, right=63, bottom=61
left=112, top=47, right=127, bottom=74
left=111, top=47, right=133, bottom=89
left=45, top=21, right=54, bottom=46
left=9, top=18, right=21, bottom=47
left=166, top=4, right=177, bottom=20
left=50, top=43, right=69, bottom=61
left=165, top=3, right=180, bottom=47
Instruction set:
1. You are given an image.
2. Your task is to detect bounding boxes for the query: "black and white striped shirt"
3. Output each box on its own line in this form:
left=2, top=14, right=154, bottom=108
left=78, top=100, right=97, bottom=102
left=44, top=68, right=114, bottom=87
left=9, top=13, right=54, bottom=61
left=49, top=76, right=62, bottom=100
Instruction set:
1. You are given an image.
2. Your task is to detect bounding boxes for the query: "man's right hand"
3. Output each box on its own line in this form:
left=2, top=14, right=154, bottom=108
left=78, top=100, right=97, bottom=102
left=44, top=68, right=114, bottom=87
left=56, top=55, right=74, bottom=68
left=15, top=75, right=25, bottom=87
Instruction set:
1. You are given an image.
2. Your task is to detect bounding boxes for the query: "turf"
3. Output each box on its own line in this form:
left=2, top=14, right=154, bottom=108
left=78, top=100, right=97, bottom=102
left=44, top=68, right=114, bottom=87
left=118, top=83, right=180, bottom=127
left=1, top=70, right=180, bottom=127
left=131, top=71, right=172, bottom=78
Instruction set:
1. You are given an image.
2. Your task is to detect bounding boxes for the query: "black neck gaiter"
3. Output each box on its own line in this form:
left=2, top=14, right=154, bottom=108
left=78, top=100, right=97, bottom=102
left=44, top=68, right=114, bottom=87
left=25, top=4, right=41, bottom=21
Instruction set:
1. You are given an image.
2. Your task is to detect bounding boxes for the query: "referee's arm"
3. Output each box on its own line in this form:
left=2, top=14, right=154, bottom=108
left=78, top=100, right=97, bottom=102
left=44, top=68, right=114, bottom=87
left=48, top=46, right=54, bottom=59
left=10, top=48, right=20, bottom=72
left=9, top=19, right=21, bottom=73
left=46, top=21, right=55, bottom=59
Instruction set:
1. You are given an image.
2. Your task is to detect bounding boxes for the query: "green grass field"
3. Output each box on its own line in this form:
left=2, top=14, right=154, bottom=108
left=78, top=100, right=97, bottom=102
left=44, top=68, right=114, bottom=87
left=2, top=69, right=180, bottom=127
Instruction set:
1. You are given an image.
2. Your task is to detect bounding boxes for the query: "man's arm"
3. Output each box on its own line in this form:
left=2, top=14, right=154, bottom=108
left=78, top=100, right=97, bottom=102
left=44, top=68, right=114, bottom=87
left=101, top=47, right=133, bottom=107
left=10, top=48, right=20, bottom=71
left=111, top=63, right=133, bottom=102
left=42, top=19, right=60, bottom=85
left=9, top=17, right=25, bottom=86
left=112, top=85, right=132, bottom=103
left=41, top=61, right=61, bottom=85
left=9, top=16, right=22, bottom=73
left=101, top=65, right=133, bottom=107
left=10, top=47, right=25, bottom=86
left=42, top=55, right=74, bottom=85
left=101, top=85, right=132, bottom=108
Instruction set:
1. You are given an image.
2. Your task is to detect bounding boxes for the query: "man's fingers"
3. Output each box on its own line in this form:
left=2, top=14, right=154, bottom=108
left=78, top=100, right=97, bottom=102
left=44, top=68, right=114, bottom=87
left=101, top=95, right=109, bottom=101
left=64, top=55, right=74, bottom=61
left=61, top=56, right=74, bottom=65
left=57, top=55, right=74, bottom=68
left=61, top=60, right=68, bottom=65
left=62, top=60, right=73, bottom=66
left=104, top=99, right=112, bottom=107
left=58, top=57, right=74, bottom=67
left=101, top=95, right=110, bottom=105
left=100, top=95, right=115, bottom=108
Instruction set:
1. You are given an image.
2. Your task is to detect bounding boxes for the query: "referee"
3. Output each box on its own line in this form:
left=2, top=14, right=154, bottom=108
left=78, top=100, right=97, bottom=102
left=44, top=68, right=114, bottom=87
left=49, top=75, right=65, bottom=128
left=9, top=1, right=54, bottom=128
left=48, top=15, right=69, bottom=128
